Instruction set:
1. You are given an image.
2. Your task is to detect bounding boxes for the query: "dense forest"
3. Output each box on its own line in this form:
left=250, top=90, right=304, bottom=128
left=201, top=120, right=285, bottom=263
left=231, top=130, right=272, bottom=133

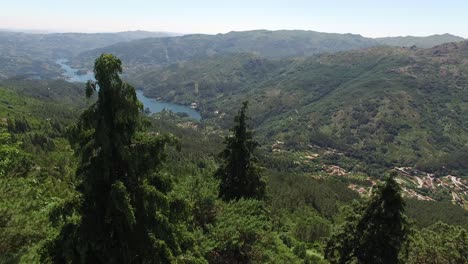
left=0, top=28, right=467, bottom=263
left=1, top=52, right=466, bottom=263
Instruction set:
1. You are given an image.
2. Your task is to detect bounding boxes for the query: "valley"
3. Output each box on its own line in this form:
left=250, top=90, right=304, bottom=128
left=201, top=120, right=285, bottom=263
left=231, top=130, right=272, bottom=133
left=56, top=59, right=201, bottom=119
left=0, top=28, right=467, bottom=263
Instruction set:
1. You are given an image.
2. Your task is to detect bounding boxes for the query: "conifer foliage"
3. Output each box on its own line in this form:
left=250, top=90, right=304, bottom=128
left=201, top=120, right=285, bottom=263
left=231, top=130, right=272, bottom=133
left=41, top=54, right=182, bottom=263
left=325, top=175, right=409, bottom=264
left=215, top=101, right=265, bottom=201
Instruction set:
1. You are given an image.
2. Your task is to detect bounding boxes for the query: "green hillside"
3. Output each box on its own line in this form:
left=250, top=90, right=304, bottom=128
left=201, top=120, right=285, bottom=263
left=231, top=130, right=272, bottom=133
left=1, top=79, right=466, bottom=263
left=3, top=29, right=463, bottom=80
left=1, top=79, right=467, bottom=263
left=0, top=51, right=467, bottom=262
left=131, top=42, right=468, bottom=174
left=0, top=82, right=84, bottom=262
left=0, top=56, right=61, bottom=80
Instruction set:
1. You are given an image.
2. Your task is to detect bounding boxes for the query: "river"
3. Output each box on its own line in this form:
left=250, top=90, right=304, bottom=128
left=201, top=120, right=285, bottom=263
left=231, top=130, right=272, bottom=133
left=56, top=59, right=201, bottom=120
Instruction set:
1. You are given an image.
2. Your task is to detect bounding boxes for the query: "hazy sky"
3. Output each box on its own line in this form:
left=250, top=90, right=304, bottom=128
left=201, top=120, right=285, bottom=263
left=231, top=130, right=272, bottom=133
left=1, top=0, right=467, bottom=37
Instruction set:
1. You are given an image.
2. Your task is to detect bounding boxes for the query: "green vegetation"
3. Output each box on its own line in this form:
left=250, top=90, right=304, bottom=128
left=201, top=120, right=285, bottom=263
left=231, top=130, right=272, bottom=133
left=407, top=222, right=468, bottom=263
left=1, top=44, right=467, bottom=264
left=0, top=128, right=28, bottom=177
left=2, top=29, right=462, bottom=79
left=132, top=42, right=468, bottom=177
left=0, top=85, right=80, bottom=263
left=41, top=54, right=186, bottom=263
left=216, top=101, right=265, bottom=201
left=325, top=176, right=409, bottom=264
left=0, top=55, right=61, bottom=80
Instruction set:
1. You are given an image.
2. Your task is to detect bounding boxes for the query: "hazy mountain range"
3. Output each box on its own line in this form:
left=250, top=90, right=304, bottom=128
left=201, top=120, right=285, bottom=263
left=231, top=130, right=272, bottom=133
left=1, top=29, right=467, bottom=171
left=73, top=30, right=466, bottom=67
left=0, top=29, right=464, bottom=77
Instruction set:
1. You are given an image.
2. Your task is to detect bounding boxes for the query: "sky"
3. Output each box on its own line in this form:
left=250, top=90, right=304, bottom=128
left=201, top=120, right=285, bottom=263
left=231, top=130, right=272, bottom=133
left=1, top=0, right=467, bottom=38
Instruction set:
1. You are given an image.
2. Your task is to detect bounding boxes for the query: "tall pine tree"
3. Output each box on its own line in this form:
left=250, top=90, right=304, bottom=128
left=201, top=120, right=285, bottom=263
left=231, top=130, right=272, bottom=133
left=215, top=101, right=265, bottom=201
left=41, top=54, right=183, bottom=263
left=325, top=175, right=409, bottom=264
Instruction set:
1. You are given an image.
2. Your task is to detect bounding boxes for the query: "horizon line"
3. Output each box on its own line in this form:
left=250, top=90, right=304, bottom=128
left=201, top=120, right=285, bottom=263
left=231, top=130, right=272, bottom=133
left=1, top=27, right=467, bottom=39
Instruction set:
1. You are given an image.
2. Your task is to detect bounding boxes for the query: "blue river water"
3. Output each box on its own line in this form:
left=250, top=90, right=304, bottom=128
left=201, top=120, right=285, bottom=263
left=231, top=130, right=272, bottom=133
left=56, top=59, right=201, bottom=120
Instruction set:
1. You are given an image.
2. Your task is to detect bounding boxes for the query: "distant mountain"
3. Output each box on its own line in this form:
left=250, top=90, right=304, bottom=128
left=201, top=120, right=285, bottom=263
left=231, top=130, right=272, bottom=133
left=376, top=34, right=465, bottom=48
left=112, top=30, right=181, bottom=39
left=2, top=29, right=465, bottom=80
left=0, top=30, right=176, bottom=79
left=75, top=30, right=466, bottom=69
left=0, top=56, right=62, bottom=80
left=75, top=30, right=378, bottom=67
left=130, top=41, right=468, bottom=174
left=0, top=30, right=177, bottom=59
left=0, top=28, right=55, bottom=34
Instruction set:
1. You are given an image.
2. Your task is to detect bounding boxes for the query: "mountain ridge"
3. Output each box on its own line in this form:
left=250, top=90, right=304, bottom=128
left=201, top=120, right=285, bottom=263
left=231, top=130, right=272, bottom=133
left=73, top=30, right=466, bottom=68
left=376, top=33, right=465, bottom=48
left=0, top=30, right=179, bottom=79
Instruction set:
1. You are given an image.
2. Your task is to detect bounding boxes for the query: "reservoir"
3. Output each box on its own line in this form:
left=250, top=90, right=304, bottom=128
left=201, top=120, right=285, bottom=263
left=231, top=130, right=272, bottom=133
left=56, top=59, right=201, bottom=120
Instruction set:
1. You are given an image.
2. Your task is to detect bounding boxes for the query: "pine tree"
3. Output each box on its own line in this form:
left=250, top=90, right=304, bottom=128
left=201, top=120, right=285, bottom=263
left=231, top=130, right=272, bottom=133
left=325, top=175, right=409, bottom=264
left=215, top=101, right=265, bottom=201
left=41, top=54, right=182, bottom=263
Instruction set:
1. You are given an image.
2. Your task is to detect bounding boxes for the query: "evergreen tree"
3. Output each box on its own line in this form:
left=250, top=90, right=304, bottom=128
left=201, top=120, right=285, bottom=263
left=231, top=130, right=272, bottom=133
left=325, top=175, right=409, bottom=264
left=41, top=54, right=183, bottom=263
left=215, top=101, right=265, bottom=201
